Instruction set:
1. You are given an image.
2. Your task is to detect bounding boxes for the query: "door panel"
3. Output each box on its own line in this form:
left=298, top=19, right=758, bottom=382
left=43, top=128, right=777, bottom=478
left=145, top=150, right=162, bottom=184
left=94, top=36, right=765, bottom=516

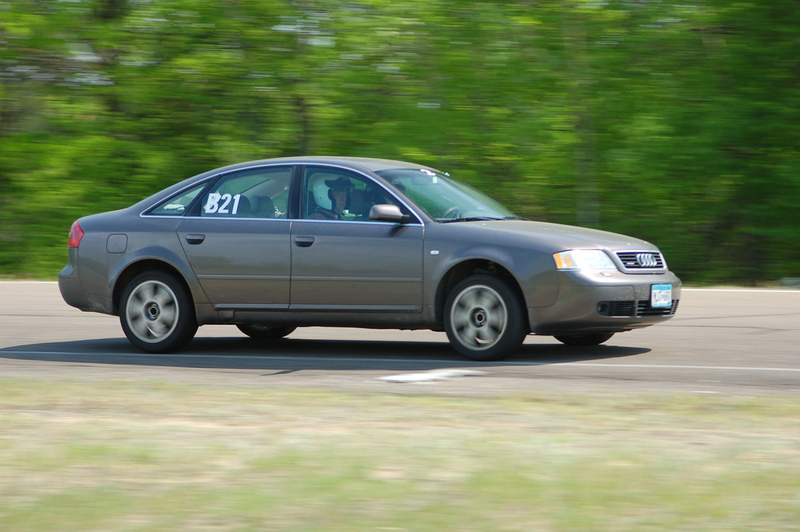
left=290, top=220, right=423, bottom=311
left=178, top=218, right=291, bottom=309
left=175, top=165, right=294, bottom=309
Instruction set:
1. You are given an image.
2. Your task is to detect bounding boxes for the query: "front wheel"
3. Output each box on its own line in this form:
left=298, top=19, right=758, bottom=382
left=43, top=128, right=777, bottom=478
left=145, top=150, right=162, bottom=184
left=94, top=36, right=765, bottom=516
left=554, top=333, right=615, bottom=346
left=236, top=324, right=297, bottom=340
left=120, top=271, right=197, bottom=353
left=444, top=274, right=528, bottom=361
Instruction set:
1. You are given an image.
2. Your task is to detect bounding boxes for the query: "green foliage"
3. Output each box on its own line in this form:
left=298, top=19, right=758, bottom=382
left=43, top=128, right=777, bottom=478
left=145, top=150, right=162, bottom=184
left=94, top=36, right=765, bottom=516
left=1, top=0, right=798, bottom=282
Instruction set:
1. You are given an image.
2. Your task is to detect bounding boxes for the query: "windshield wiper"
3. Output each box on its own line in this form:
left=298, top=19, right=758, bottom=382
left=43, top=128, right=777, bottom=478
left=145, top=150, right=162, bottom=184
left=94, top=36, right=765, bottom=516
left=441, top=216, right=505, bottom=223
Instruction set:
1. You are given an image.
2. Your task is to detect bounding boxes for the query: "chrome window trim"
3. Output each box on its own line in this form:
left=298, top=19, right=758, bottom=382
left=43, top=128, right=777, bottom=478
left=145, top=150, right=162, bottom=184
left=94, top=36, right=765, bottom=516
left=291, top=218, right=422, bottom=227
left=139, top=176, right=215, bottom=218
left=139, top=161, right=297, bottom=217
left=139, top=161, right=424, bottom=225
left=298, top=163, right=424, bottom=226
left=166, top=215, right=291, bottom=222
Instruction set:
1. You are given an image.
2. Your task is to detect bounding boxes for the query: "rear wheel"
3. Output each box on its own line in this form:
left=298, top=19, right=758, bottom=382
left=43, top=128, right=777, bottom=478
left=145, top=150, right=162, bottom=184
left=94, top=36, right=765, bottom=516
left=236, top=324, right=296, bottom=340
left=444, top=274, right=527, bottom=361
left=554, top=333, right=615, bottom=346
left=120, top=271, right=197, bottom=353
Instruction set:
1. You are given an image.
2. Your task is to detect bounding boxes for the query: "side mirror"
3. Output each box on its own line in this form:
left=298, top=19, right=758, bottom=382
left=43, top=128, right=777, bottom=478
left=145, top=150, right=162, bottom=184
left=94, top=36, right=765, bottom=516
left=369, top=204, right=406, bottom=223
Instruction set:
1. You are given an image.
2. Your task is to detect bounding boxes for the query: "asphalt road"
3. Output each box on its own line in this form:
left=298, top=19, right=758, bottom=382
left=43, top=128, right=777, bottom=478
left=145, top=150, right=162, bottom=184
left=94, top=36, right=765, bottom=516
left=1, top=282, right=798, bottom=396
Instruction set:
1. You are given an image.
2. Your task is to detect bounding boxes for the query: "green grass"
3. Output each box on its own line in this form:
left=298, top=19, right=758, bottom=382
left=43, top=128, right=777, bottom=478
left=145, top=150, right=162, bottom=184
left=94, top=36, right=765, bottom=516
left=1, top=380, right=799, bottom=531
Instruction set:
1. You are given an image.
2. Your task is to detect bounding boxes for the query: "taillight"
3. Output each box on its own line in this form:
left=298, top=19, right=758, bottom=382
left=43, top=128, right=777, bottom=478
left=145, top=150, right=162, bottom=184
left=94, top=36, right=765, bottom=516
left=68, top=221, right=84, bottom=249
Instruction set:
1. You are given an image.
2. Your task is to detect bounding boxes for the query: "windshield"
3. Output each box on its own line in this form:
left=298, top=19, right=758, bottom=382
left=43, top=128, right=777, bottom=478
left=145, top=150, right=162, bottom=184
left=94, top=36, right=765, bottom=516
left=376, top=168, right=518, bottom=222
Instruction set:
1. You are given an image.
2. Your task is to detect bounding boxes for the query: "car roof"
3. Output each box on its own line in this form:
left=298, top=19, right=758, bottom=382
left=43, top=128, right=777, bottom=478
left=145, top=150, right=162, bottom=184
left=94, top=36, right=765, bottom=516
left=229, top=156, right=431, bottom=173
left=130, top=156, right=437, bottom=213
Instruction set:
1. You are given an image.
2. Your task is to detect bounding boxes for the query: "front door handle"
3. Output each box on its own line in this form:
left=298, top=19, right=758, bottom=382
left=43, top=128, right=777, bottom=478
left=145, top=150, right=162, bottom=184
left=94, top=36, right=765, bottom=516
left=293, top=236, right=315, bottom=248
left=185, top=234, right=206, bottom=245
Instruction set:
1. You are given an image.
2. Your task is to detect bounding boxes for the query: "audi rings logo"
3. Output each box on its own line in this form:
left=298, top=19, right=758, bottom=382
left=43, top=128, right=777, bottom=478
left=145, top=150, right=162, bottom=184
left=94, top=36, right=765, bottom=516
left=636, top=253, right=658, bottom=268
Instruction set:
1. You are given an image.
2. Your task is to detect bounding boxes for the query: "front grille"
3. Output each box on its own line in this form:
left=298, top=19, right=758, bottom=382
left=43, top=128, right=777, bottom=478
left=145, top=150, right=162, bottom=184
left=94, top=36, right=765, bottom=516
left=637, top=299, right=679, bottom=317
left=598, top=299, right=679, bottom=318
left=616, top=251, right=665, bottom=270
left=598, top=301, right=636, bottom=317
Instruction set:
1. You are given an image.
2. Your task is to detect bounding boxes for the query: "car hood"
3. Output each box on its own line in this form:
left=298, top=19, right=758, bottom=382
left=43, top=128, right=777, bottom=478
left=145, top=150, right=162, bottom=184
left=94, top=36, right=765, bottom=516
left=455, top=219, right=659, bottom=253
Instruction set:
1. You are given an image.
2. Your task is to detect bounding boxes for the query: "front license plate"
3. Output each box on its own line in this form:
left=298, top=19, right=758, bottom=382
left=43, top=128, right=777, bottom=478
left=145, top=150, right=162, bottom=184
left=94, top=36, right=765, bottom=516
left=651, top=284, right=673, bottom=308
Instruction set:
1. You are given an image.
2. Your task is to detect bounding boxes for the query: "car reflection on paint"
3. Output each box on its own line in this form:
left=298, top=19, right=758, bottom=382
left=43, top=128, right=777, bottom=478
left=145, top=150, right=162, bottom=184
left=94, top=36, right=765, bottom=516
left=59, top=156, right=680, bottom=361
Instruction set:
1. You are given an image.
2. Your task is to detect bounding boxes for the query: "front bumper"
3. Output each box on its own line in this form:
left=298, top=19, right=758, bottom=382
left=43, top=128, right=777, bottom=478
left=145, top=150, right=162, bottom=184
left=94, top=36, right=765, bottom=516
left=528, top=269, right=681, bottom=335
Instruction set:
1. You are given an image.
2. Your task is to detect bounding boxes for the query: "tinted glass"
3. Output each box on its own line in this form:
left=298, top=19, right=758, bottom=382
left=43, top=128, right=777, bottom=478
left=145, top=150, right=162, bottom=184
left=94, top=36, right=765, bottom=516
left=377, top=168, right=516, bottom=222
left=148, top=183, right=206, bottom=216
left=302, top=167, right=409, bottom=222
left=201, top=167, right=292, bottom=218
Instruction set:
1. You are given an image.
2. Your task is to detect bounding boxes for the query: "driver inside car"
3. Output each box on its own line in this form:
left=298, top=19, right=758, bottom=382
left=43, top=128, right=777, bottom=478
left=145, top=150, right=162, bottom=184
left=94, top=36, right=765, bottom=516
left=310, top=176, right=354, bottom=220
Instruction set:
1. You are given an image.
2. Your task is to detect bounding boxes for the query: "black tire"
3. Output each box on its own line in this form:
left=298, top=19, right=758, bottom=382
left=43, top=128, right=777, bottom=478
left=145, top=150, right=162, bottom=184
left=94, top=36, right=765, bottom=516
left=444, top=274, right=528, bottom=361
left=554, top=332, right=615, bottom=346
left=236, top=324, right=297, bottom=340
left=119, top=271, right=197, bottom=353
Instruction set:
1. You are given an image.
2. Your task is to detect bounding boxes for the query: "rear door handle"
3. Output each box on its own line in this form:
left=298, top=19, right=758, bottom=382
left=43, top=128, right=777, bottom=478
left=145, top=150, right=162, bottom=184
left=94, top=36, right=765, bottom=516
left=293, top=236, right=315, bottom=248
left=185, top=234, right=206, bottom=245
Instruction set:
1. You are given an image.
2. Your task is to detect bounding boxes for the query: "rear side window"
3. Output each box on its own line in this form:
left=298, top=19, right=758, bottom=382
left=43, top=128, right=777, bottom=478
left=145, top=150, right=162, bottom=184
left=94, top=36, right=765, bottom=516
left=148, top=183, right=206, bottom=216
left=200, top=167, right=293, bottom=219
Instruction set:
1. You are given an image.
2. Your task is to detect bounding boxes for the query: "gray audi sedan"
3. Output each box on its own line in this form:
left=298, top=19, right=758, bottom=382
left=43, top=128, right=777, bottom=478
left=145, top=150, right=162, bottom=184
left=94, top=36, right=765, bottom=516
left=59, top=156, right=680, bottom=361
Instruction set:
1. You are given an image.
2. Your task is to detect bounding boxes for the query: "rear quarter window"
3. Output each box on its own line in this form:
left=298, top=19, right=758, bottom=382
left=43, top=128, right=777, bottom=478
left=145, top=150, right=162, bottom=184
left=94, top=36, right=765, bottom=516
left=147, top=183, right=206, bottom=216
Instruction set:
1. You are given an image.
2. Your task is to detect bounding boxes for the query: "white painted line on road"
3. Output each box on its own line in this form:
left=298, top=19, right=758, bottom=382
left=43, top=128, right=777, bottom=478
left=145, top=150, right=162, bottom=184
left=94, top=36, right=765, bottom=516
left=683, top=288, right=800, bottom=294
left=378, top=369, right=486, bottom=383
left=0, top=281, right=56, bottom=284
left=560, top=363, right=800, bottom=373
left=2, top=350, right=799, bottom=373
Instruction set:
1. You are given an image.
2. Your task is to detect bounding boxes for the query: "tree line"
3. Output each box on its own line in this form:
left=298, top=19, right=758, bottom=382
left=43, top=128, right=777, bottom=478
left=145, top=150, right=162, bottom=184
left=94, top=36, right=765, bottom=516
left=1, top=0, right=798, bottom=283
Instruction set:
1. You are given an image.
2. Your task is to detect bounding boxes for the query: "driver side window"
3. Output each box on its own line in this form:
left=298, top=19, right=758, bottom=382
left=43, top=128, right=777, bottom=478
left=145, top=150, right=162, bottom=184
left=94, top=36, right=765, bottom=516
left=302, top=167, right=407, bottom=222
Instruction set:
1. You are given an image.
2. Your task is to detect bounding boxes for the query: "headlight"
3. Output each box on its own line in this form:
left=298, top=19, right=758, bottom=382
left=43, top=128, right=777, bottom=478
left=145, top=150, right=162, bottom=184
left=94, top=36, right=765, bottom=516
left=553, top=250, right=617, bottom=270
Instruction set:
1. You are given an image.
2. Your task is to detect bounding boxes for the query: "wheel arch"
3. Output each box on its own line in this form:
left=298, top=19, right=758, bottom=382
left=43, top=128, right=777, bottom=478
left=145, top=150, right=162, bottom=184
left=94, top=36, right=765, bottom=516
left=112, top=260, right=195, bottom=316
left=434, top=259, right=529, bottom=330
